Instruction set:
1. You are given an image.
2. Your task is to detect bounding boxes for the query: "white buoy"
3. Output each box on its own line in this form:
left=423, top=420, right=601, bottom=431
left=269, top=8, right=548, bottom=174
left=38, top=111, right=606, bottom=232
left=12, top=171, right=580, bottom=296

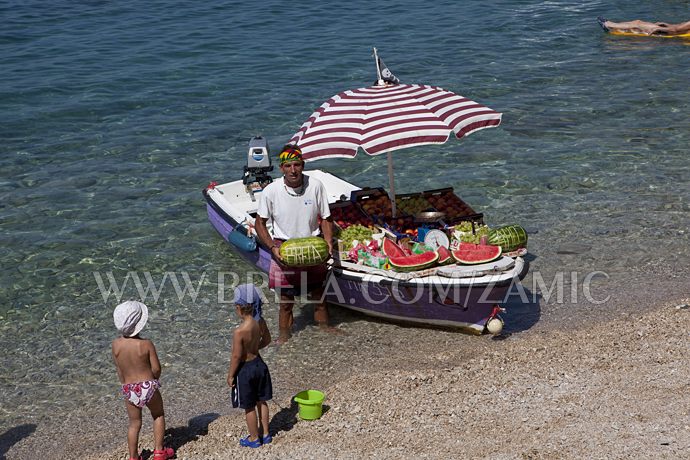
left=486, top=317, right=504, bottom=335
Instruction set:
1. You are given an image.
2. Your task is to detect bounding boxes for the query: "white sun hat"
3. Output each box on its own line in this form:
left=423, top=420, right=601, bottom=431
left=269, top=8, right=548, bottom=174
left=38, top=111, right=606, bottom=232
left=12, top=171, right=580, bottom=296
left=113, top=300, right=149, bottom=337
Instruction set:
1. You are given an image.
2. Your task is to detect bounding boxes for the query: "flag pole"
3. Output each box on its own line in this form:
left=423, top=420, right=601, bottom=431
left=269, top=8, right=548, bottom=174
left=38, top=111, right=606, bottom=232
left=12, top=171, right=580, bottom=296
left=373, top=47, right=384, bottom=86
left=376, top=47, right=395, bottom=215
left=387, top=151, right=397, bottom=217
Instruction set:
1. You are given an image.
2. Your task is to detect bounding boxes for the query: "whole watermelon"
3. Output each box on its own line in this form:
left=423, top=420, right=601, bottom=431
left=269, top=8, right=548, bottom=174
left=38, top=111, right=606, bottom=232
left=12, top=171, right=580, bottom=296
left=487, top=225, right=528, bottom=252
left=279, top=236, right=330, bottom=267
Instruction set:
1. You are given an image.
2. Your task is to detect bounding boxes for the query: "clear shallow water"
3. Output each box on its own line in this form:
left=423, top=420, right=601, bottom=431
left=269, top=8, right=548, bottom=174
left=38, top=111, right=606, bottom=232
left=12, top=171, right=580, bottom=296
left=1, top=0, right=689, bottom=441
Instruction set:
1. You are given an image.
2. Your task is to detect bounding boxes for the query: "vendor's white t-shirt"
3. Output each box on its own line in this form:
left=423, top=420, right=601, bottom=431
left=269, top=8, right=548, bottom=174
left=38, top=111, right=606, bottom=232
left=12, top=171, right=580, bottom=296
left=257, top=175, right=331, bottom=240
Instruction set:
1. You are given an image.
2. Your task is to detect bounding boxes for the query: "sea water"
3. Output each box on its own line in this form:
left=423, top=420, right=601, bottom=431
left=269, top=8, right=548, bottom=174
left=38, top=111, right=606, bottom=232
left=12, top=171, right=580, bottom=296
left=1, top=0, right=689, bottom=448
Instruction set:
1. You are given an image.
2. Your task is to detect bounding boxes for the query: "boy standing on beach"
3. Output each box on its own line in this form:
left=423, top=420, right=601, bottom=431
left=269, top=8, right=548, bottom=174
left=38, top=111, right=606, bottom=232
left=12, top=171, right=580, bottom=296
left=227, top=284, right=273, bottom=448
left=112, top=301, right=174, bottom=460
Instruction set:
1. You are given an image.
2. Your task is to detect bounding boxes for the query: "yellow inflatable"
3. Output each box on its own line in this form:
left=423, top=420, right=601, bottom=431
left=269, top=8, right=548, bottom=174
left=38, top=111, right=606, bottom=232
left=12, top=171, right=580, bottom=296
left=608, top=30, right=690, bottom=39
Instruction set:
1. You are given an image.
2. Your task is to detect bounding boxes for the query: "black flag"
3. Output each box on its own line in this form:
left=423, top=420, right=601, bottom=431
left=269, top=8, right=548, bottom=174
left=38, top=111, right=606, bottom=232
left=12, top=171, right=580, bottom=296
left=378, top=58, right=400, bottom=85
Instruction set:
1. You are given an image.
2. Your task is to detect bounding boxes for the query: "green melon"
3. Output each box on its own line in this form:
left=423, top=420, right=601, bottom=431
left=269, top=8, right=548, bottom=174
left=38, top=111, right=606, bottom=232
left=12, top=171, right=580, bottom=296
left=388, top=251, right=439, bottom=272
left=487, top=225, right=528, bottom=252
left=279, top=237, right=330, bottom=267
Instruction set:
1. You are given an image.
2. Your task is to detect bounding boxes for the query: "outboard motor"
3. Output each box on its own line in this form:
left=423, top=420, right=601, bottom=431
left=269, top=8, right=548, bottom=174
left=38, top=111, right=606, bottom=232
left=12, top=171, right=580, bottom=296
left=243, top=136, right=273, bottom=200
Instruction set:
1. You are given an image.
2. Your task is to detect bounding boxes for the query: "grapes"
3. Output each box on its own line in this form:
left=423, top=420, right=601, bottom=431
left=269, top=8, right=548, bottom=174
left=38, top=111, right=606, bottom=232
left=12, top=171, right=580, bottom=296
left=339, top=224, right=375, bottom=249
left=452, top=222, right=490, bottom=244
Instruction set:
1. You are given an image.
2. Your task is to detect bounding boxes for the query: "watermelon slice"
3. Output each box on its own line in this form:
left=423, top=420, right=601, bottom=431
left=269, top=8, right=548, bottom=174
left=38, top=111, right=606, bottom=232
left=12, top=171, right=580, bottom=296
left=436, top=246, right=453, bottom=265
left=388, top=251, right=439, bottom=272
left=452, top=242, right=502, bottom=265
left=382, top=238, right=406, bottom=258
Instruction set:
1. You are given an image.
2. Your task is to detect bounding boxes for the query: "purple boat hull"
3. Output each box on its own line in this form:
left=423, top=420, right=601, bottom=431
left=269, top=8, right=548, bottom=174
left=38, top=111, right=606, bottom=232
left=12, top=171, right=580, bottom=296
left=323, top=272, right=511, bottom=332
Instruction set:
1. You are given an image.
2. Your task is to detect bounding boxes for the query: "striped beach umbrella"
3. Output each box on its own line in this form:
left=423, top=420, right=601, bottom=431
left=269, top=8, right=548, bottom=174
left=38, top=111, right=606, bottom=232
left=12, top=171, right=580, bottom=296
left=290, top=80, right=502, bottom=215
left=291, top=83, right=502, bottom=161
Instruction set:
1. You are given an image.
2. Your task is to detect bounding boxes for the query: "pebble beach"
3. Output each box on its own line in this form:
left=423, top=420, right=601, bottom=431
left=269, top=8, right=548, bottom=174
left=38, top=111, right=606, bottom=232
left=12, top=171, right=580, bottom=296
left=5, top=280, right=688, bottom=459
left=98, top=298, right=690, bottom=460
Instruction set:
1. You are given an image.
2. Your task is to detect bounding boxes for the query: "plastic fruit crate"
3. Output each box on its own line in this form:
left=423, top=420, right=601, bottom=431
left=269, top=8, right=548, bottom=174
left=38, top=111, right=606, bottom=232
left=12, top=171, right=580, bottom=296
left=350, top=187, right=395, bottom=220
left=329, top=200, right=373, bottom=229
left=382, top=215, right=417, bottom=238
left=394, top=192, right=436, bottom=216
left=422, top=187, right=478, bottom=220
left=446, top=212, right=485, bottom=227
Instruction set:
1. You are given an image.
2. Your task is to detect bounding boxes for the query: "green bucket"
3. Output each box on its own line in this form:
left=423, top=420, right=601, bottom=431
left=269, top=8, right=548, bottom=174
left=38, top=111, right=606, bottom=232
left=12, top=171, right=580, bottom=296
left=294, top=390, right=325, bottom=420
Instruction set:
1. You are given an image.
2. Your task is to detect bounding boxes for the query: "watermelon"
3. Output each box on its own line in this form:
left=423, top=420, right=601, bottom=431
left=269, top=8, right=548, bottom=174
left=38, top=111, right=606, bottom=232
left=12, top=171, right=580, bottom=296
left=436, top=246, right=453, bottom=265
left=487, top=225, right=528, bottom=252
left=279, top=236, right=330, bottom=267
left=452, top=242, right=502, bottom=265
left=388, top=251, right=439, bottom=272
left=382, top=238, right=406, bottom=258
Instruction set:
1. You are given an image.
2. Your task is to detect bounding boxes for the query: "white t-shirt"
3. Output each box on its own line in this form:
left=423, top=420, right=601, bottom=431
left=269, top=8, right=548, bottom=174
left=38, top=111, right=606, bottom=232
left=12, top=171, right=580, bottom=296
left=257, top=175, right=331, bottom=240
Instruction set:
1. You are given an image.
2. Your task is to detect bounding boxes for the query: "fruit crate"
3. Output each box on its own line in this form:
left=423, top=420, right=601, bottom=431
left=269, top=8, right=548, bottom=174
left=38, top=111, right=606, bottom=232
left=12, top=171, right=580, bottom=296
left=446, top=212, right=485, bottom=227
left=394, top=192, right=436, bottom=216
left=381, top=214, right=417, bottom=237
left=422, top=187, right=479, bottom=220
left=329, top=200, right=373, bottom=229
left=350, top=187, right=396, bottom=221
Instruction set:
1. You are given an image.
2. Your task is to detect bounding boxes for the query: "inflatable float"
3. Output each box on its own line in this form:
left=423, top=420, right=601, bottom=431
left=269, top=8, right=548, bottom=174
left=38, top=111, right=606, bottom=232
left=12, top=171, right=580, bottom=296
left=608, top=30, right=690, bottom=39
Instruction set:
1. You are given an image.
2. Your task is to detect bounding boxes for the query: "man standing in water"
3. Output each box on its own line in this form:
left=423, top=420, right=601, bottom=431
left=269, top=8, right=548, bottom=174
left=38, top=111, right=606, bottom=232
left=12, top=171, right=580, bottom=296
left=254, top=144, right=337, bottom=344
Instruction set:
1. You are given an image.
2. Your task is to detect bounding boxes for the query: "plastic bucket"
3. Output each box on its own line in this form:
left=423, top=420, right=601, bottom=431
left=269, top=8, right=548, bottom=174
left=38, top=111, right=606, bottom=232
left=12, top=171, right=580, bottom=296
left=294, top=390, right=325, bottom=420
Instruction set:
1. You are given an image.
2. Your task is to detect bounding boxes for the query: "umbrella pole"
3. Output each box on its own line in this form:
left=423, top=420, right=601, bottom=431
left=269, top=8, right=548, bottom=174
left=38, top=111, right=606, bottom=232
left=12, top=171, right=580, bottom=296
left=387, top=151, right=397, bottom=217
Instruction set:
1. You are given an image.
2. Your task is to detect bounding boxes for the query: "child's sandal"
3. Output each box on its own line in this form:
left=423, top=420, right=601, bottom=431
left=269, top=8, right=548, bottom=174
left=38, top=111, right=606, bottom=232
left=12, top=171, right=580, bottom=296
left=239, top=435, right=262, bottom=448
left=153, top=447, right=175, bottom=459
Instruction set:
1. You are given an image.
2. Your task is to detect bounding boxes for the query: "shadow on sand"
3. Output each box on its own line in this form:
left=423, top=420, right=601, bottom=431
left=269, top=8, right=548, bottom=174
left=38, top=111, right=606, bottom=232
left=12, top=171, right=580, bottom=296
left=139, top=413, right=220, bottom=459
left=268, top=398, right=300, bottom=436
left=268, top=398, right=329, bottom=438
left=0, top=424, right=37, bottom=459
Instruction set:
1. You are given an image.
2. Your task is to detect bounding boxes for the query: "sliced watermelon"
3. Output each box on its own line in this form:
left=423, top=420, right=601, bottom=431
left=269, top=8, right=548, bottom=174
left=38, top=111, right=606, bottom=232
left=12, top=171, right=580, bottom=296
left=436, top=246, right=453, bottom=265
left=388, top=251, right=439, bottom=272
left=452, top=242, right=502, bottom=265
left=382, top=238, right=406, bottom=258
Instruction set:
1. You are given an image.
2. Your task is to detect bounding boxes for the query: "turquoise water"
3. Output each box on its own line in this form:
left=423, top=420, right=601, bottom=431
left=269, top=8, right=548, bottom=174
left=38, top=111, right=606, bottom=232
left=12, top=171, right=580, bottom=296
left=1, top=0, right=689, bottom=444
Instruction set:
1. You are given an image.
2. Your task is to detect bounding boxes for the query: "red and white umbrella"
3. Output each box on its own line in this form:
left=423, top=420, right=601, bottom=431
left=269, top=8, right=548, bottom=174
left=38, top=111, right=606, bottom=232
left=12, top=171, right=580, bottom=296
left=291, top=83, right=502, bottom=160
left=289, top=52, right=502, bottom=215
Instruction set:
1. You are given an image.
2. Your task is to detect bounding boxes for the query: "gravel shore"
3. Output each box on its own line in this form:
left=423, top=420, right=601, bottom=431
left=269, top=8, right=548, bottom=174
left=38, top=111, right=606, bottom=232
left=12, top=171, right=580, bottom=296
left=67, top=297, right=689, bottom=460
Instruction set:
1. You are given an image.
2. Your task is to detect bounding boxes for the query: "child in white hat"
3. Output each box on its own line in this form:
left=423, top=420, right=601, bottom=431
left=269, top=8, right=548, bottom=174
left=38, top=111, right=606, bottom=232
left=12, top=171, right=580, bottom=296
left=112, top=301, right=174, bottom=460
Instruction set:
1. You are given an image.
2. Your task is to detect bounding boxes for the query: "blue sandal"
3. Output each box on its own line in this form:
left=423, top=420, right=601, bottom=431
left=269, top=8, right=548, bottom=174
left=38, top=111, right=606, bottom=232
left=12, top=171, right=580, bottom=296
left=261, top=434, right=273, bottom=445
left=240, top=435, right=262, bottom=448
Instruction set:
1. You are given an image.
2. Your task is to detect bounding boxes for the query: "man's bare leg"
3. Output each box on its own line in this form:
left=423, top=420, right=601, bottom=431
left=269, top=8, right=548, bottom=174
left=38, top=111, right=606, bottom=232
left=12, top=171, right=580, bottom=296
left=277, top=294, right=295, bottom=344
left=311, top=286, right=329, bottom=326
left=310, top=287, right=345, bottom=334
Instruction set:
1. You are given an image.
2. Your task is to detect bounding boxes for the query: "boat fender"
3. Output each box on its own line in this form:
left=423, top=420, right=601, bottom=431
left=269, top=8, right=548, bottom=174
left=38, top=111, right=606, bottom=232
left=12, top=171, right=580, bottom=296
left=227, top=228, right=257, bottom=252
